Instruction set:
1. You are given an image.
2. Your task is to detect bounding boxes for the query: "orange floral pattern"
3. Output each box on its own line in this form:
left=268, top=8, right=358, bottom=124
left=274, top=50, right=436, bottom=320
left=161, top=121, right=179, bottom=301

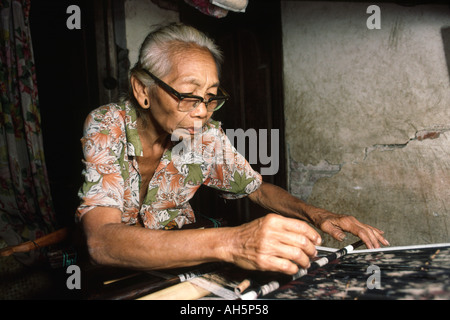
left=76, top=102, right=262, bottom=229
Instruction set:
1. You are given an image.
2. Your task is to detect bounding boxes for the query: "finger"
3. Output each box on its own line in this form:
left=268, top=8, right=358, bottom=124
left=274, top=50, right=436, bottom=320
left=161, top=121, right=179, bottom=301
left=247, top=238, right=312, bottom=274
left=251, top=230, right=316, bottom=267
left=377, top=232, right=390, bottom=246
left=334, top=217, right=384, bottom=249
left=271, top=234, right=316, bottom=267
left=323, top=217, right=387, bottom=248
left=328, top=226, right=347, bottom=242
left=370, top=227, right=390, bottom=247
left=271, top=229, right=318, bottom=258
left=265, top=255, right=301, bottom=275
left=319, top=220, right=347, bottom=242
left=371, top=226, right=385, bottom=235
left=365, top=225, right=389, bottom=245
left=281, top=218, right=322, bottom=246
left=357, top=226, right=387, bottom=249
left=281, top=243, right=312, bottom=270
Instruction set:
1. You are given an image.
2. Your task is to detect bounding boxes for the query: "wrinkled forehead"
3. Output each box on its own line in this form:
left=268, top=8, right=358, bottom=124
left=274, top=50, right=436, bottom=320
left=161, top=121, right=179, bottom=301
left=165, top=44, right=219, bottom=82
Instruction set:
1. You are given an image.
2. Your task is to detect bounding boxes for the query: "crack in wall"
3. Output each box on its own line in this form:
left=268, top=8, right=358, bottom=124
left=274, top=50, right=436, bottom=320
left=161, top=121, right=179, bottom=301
left=288, top=126, right=450, bottom=201
left=363, top=126, right=450, bottom=160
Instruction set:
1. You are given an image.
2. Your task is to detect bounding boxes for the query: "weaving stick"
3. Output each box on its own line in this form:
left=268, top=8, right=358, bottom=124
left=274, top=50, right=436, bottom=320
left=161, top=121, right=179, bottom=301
left=0, top=228, right=69, bottom=257
left=138, top=276, right=240, bottom=300
left=93, top=262, right=222, bottom=300
left=137, top=281, right=211, bottom=300
left=240, top=240, right=365, bottom=300
left=316, top=242, right=450, bottom=254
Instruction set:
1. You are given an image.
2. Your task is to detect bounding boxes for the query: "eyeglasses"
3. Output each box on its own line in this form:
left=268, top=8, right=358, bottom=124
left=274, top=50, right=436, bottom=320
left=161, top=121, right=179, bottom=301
left=141, top=68, right=229, bottom=112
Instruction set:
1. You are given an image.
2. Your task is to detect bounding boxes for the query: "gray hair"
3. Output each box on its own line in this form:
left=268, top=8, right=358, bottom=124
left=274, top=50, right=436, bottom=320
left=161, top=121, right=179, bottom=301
left=127, top=23, right=223, bottom=113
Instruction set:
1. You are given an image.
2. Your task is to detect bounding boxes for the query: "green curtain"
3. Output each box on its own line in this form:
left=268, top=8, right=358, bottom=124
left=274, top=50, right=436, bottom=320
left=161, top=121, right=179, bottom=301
left=0, top=0, right=56, bottom=264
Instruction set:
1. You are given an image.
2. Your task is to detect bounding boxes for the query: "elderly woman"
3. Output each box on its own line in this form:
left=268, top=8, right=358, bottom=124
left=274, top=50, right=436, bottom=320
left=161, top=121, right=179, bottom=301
left=77, top=23, right=388, bottom=275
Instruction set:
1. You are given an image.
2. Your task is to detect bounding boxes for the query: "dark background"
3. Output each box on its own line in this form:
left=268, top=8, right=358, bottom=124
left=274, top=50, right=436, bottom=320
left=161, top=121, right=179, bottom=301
left=30, top=0, right=287, bottom=229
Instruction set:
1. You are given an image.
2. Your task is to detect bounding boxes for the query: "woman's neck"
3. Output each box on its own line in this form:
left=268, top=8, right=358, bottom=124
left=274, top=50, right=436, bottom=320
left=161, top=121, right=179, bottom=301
left=137, top=116, right=170, bottom=152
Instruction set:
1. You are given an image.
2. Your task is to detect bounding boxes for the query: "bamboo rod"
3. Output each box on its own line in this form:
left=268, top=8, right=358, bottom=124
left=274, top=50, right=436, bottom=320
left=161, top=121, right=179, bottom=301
left=137, top=281, right=211, bottom=300
left=316, top=242, right=450, bottom=254
left=0, top=227, right=69, bottom=257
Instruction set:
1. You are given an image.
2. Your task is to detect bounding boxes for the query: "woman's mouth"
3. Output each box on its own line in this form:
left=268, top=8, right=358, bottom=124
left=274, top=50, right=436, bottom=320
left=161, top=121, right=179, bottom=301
left=171, top=127, right=200, bottom=142
left=181, top=124, right=203, bottom=135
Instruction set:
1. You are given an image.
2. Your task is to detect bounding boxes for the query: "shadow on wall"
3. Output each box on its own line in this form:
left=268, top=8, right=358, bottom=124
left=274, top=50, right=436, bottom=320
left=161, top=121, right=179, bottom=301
left=442, top=26, right=450, bottom=82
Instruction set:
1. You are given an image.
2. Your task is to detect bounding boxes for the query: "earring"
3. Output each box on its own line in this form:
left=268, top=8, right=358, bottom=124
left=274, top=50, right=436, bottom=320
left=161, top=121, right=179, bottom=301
left=144, top=98, right=148, bottom=106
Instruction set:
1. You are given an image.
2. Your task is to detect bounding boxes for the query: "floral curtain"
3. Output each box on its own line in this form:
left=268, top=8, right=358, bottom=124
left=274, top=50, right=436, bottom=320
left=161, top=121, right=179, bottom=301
left=0, top=0, right=56, bottom=264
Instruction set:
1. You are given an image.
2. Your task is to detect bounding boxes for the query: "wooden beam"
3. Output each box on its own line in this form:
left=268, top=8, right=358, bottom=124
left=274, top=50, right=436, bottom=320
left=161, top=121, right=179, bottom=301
left=0, top=227, right=69, bottom=257
left=136, top=281, right=211, bottom=300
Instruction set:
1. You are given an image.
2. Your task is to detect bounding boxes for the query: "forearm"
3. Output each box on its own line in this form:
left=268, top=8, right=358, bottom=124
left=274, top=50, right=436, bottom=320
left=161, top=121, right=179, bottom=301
left=82, top=206, right=324, bottom=274
left=248, top=182, right=324, bottom=226
left=85, top=221, right=233, bottom=270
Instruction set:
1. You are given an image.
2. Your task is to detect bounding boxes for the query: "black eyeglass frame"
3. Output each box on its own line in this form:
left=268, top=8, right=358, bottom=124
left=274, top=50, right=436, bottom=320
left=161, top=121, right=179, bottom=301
left=141, top=68, right=229, bottom=112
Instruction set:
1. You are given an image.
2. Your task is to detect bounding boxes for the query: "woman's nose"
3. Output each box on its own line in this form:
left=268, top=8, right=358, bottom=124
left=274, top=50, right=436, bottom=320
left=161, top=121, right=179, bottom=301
left=190, top=101, right=208, bottom=118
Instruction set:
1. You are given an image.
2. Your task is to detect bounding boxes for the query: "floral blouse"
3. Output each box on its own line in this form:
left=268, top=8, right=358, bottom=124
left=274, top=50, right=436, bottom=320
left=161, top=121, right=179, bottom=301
left=76, top=102, right=262, bottom=229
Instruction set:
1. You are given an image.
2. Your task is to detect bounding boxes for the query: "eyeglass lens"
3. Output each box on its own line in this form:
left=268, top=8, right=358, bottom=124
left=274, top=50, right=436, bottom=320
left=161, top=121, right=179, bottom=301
left=178, top=98, right=225, bottom=112
left=178, top=89, right=227, bottom=112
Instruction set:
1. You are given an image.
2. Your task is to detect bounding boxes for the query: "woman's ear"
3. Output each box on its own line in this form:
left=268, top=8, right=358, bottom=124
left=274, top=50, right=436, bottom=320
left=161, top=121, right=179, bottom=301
left=131, top=75, right=151, bottom=109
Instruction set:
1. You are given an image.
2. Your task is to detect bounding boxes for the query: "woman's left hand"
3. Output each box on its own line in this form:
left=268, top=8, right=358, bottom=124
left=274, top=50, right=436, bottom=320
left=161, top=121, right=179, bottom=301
left=310, top=208, right=390, bottom=249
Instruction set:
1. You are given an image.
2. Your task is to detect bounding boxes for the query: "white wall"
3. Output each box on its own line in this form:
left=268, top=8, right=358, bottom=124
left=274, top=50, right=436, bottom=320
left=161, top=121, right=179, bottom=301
left=124, top=0, right=179, bottom=66
left=281, top=1, right=450, bottom=246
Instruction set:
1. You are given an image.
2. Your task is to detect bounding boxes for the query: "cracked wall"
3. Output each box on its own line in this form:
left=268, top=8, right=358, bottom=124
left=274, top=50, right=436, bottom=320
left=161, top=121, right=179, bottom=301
left=282, top=2, right=450, bottom=247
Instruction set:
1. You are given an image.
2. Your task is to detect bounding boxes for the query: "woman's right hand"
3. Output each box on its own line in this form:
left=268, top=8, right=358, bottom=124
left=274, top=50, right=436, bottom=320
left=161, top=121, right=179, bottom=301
left=225, top=213, right=322, bottom=275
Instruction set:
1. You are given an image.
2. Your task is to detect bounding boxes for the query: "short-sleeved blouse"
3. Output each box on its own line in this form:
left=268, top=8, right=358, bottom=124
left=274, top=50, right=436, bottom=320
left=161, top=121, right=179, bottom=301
left=76, top=102, right=262, bottom=229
